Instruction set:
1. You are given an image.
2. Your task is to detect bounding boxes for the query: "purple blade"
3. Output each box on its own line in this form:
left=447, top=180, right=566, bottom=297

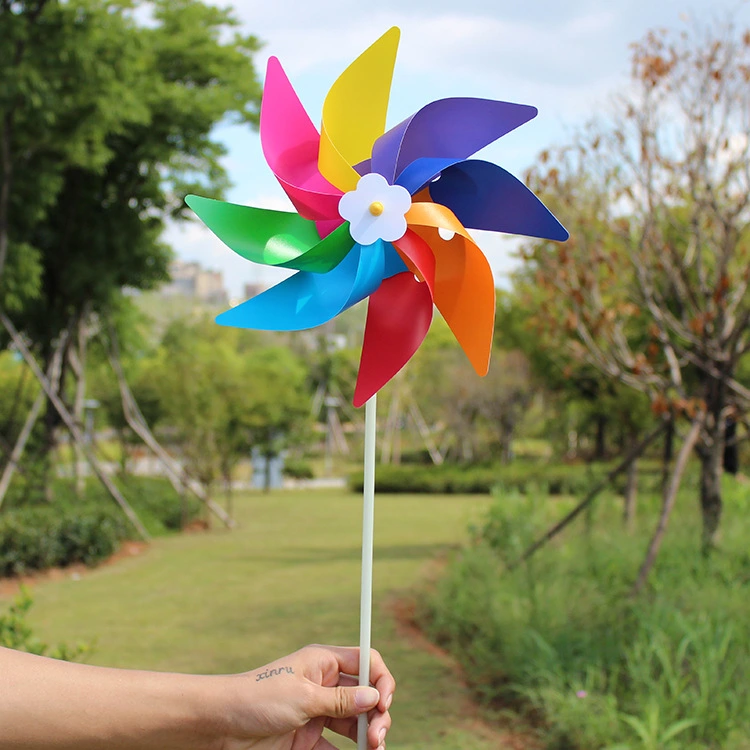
left=429, top=160, right=569, bottom=241
left=371, top=98, right=538, bottom=185
left=394, top=156, right=457, bottom=195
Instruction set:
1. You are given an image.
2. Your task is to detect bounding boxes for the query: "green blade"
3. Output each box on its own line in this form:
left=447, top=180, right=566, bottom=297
left=185, top=195, right=321, bottom=266
left=278, top=222, right=354, bottom=273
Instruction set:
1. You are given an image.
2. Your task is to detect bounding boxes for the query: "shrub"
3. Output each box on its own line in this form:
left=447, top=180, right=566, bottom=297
left=0, top=505, right=131, bottom=577
left=120, top=477, right=201, bottom=532
left=283, top=459, right=315, bottom=480
left=422, top=478, right=750, bottom=748
left=349, top=462, right=611, bottom=496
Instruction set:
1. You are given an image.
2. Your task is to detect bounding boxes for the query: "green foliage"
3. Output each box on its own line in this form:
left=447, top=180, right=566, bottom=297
left=282, top=459, right=314, bottom=480
left=148, top=318, right=311, bottom=491
left=0, top=505, right=131, bottom=576
left=0, top=477, right=200, bottom=575
left=0, top=588, right=92, bottom=660
left=119, top=476, right=201, bottom=532
left=350, top=461, right=615, bottom=496
left=423, top=476, right=750, bottom=748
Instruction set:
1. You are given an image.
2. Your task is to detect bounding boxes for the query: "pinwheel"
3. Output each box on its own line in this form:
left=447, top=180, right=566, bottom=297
left=186, top=26, right=567, bottom=749
left=186, top=26, right=567, bottom=409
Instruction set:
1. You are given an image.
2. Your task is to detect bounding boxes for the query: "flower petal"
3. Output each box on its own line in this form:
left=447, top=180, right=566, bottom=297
left=354, top=271, right=433, bottom=407
left=428, top=160, right=569, bottom=241
left=216, top=242, right=385, bottom=332
left=406, top=202, right=495, bottom=375
left=371, top=98, right=537, bottom=192
left=261, top=57, right=342, bottom=221
left=319, top=27, right=400, bottom=192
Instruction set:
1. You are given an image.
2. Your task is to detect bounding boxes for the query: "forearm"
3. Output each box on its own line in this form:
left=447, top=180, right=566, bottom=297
left=0, top=647, right=229, bottom=750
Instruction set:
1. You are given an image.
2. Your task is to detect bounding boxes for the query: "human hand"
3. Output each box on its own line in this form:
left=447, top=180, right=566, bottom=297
left=220, top=645, right=395, bottom=750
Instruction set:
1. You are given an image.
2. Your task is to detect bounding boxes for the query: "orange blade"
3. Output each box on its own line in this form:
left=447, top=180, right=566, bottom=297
left=406, top=202, right=495, bottom=375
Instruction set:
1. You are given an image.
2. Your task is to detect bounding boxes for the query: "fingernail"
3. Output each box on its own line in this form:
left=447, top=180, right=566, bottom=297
left=385, top=694, right=392, bottom=711
left=355, top=686, right=380, bottom=709
left=378, top=728, right=387, bottom=744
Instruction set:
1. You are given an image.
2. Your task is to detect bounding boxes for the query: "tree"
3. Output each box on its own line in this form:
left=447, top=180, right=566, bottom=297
left=152, top=320, right=311, bottom=497
left=0, top=0, right=262, bottom=505
left=522, top=18, right=750, bottom=552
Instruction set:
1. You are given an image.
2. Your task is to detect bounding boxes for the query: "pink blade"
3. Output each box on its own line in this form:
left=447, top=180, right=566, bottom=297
left=353, top=271, right=433, bottom=407
left=261, top=57, right=342, bottom=221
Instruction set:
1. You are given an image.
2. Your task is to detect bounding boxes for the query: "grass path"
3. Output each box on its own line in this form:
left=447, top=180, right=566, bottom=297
left=1, top=490, right=518, bottom=749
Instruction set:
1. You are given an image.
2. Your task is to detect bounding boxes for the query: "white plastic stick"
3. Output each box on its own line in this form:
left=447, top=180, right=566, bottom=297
left=357, top=394, right=377, bottom=750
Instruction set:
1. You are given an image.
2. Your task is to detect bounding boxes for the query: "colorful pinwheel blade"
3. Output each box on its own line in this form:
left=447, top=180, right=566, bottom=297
left=428, top=160, right=569, bottom=241
left=371, top=98, right=537, bottom=190
left=393, top=229, right=436, bottom=289
left=406, top=202, right=495, bottom=375
left=354, top=271, right=433, bottom=407
left=261, top=57, right=342, bottom=221
left=319, top=27, right=400, bottom=192
left=185, top=195, right=320, bottom=266
left=216, top=242, right=386, bottom=332
left=277, top=222, right=354, bottom=273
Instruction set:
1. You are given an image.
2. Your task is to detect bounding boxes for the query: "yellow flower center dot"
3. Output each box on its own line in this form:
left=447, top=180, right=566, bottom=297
left=368, top=201, right=384, bottom=216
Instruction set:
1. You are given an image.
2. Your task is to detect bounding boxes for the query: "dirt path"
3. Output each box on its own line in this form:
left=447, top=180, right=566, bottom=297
left=389, top=594, right=542, bottom=750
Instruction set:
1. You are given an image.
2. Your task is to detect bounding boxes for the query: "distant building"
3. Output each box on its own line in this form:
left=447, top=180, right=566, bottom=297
left=243, top=281, right=268, bottom=300
left=161, top=260, right=228, bottom=305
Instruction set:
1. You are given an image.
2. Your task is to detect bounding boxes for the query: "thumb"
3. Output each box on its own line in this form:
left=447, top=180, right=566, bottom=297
left=309, top=684, right=380, bottom=719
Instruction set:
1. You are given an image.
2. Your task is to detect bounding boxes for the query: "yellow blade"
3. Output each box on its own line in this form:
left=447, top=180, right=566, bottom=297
left=319, top=27, right=400, bottom=192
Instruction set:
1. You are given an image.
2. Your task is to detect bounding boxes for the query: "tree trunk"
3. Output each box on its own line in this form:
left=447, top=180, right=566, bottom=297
left=0, top=334, right=67, bottom=509
left=723, top=418, right=738, bottom=475
left=224, top=474, right=233, bottom=520
left=594, top=414, right=607, bottom=460
left=70, top=317, right=88, bottom=497
left=0, top=312, right=150, bottom=540
left=263, top=452, right=272, bottom=493
left=698, top=435, right=723, bottom=553
left=661, top=412, right=674, bottom=494
left=623, top=457, right=637, bottom=528
left=699, top=377, right=728, bottom=553
left=0, top=113, right=13, bottom=282
left=632, top=414, right=704, bottom=595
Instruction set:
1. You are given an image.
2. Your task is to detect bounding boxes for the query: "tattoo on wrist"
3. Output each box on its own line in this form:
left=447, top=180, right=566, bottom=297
left=256, top=666, right=294, bottom=682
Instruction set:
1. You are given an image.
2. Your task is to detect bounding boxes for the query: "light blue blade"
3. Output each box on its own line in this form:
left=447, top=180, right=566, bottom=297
left=216, top=242, right=387, bottom=332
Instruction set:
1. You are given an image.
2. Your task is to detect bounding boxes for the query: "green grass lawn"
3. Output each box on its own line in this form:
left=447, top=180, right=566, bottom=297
left=2, top=489, right=511, bottom=749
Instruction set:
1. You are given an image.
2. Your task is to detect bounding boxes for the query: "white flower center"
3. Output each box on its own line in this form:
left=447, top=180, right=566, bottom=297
left=338, top=173, right=411, bottom=246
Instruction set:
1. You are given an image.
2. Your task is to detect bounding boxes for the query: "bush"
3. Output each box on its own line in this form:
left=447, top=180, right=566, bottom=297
left=350, top=462, right=611, bottom=496
left=422, top=477, right=750, bottom=748
left=0, top=477, right=202, bottom=578
left=0, top=505, right=132, bottom=577
left=120, top=477, right=201, bottom=532
left=283, top=459, right=315, bottom=480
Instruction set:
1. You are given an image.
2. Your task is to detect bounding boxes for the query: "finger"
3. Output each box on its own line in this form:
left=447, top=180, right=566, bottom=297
left=337, top=674, right=359, bottom=688
left=313, top=646, right=395, bottom=713
left=367, top=651, right=395, bottom=714
left=309, top=736, right=341, bottom=750
left=367, top=709, right=392, bottom=749
left=327, top=712, right=391, bottom=750
left=325, top=716, right=358, bottom=743
left=305, top=683, right=380, bottom=720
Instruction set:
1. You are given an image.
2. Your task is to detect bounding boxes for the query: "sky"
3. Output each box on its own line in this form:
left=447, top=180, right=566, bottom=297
left=167, top=0, right=748, bottom=301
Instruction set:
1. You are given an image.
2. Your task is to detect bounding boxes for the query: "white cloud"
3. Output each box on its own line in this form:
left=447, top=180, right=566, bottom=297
left=169, top=0, right=750, bottom=297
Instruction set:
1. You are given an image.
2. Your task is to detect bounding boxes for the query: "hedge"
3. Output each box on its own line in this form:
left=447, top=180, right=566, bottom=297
left=0, top=505, right=132, bottom=577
